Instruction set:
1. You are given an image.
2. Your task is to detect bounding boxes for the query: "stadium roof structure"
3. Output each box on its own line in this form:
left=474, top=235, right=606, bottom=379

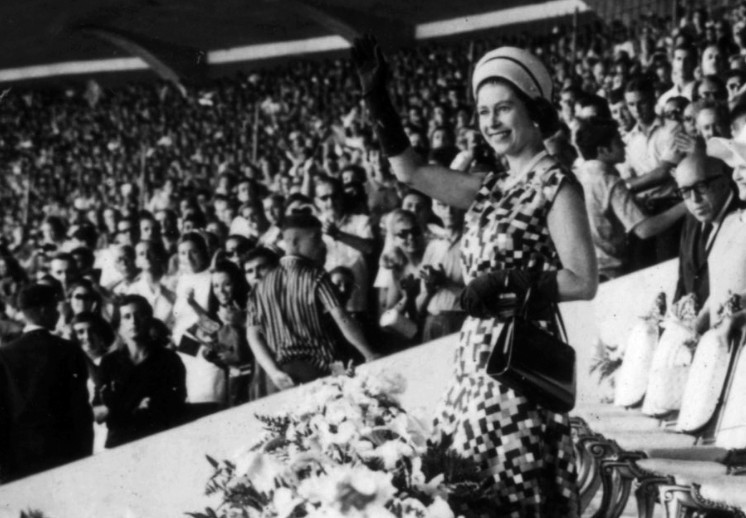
left=0, top=0, right=590, bottom=84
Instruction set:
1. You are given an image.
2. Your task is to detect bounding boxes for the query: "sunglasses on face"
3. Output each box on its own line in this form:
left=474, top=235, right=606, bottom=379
left=676, top=175, right=723, bottom=199
left=394, top=228, right=421, bottom=239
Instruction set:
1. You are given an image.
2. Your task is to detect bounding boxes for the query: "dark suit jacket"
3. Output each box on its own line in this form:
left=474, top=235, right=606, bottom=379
left=674, top=193, right=746, bottom=305
left=674, top=214, right=709, bottom=305
left=0, top=329, right=94, bottom=482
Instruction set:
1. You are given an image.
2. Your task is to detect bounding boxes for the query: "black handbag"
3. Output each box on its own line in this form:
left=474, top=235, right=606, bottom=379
left=485, top=288, right=576, bottom=413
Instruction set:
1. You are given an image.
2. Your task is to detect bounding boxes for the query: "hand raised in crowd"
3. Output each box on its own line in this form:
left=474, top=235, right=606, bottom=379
left=420, top=264, right=446, bottom=294
left=351, top=34, right=389, bottom=96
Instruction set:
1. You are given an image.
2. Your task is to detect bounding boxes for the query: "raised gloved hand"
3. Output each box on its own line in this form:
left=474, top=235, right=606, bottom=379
left=459, top=270, right=558, bottom=319
left=351, top=33, right=389, bottom=96
left=350, top=34, right=409, bottom=157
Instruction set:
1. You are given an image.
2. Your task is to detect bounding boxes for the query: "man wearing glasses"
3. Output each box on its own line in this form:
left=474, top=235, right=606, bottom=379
left=672, top=153, right=740, bottom=305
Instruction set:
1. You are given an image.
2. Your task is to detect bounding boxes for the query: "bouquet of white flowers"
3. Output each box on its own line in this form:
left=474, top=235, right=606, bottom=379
left=190, top=365, right=491, bottom=518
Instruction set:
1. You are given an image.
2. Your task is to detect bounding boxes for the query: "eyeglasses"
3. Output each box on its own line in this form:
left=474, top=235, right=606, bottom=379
left=676, top=176, right=723, bottom=199
left=72, top=293, right=93, bottom=301
left=394, top=228, right=421, bottom=239
left=316, top=194, right=338, bottom=202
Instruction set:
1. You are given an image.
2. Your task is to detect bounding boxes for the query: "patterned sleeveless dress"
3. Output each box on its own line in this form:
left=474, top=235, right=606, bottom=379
left=434, top=152, right=579, bottom=517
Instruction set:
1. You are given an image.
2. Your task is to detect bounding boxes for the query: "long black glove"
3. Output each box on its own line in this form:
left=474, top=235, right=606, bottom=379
left=459, top=270, right=559, bottom=319
left=351, top=35, right=410, bottom=157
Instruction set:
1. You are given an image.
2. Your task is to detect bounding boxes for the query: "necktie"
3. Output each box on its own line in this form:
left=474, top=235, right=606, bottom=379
left=697, top=223, right=713, bottom=264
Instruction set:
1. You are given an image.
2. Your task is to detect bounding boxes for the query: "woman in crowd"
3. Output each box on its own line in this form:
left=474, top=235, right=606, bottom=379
left=207, top=260, right=253, bottom=406
left=128, top=239, right=175, bottom=327
left=172, top=231, right=225, bottom=406
left=58, top=279, right=104, bottom=338
left=353, top=37, right=597, bottom=516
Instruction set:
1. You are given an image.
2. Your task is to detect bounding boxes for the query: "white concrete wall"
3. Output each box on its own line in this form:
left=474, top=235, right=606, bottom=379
left=0, top=259, right=679, bottom=518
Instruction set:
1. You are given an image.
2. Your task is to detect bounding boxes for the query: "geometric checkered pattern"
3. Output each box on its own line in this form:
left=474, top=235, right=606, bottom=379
left=433, top=162, right=580, bottom=517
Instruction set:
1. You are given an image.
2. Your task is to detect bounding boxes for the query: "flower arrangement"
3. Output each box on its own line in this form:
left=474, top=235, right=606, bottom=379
left=190, top=364, right=491, bottom=518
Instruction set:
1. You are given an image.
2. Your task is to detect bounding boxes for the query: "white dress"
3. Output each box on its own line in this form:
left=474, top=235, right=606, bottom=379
left=173, top=270, right=226, bottom=405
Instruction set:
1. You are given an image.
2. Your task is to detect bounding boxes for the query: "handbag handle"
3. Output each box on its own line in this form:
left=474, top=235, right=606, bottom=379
left=520, top=284, right=569, bottom=344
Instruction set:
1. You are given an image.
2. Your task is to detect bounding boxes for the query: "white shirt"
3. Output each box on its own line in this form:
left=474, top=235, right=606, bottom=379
left=323, top=213, right=373, bottom=312
left=125, top=276, right=175, bottom=327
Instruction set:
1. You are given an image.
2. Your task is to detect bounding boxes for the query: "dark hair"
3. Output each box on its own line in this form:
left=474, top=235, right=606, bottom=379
left=71, top=224, right=98, bottom=249
left=67, top=277, right=101, bottom=301
left=113, top=244, right=136, bottom=263
left=178, top=232, right=210, bottom=271
left=607, top=88, right=626, bottom=105
left=695, top=75, right=728, bottom=102
left=476, top=77, right=560, bottom=138
left=43, top=215, right=67, bottom=238
left=402, top=189, right=432, bottom=210
left=282, top=213, right=322, bottom=232
left=576, top=93, right=612, bottom=119
left=138, top=239, right=169, bottom=276
left=210, top=259, right=250, bottom=310
left=673, top=43, right=698, bottom=62
left=624, top=76, right=656, bottom=98
left=138, top=213, right=162, bottom=238
left=726, top=69, right=746, bottom=84
left=50, top=251, right=76, bottom=267
left=329, top=265, right=355, bottom=280
left=242, top=246, right=280, bottom=269
left=340, top=165, right=367, bottom=184
left=111, top=294, right=154, bottom=330
left=575, top=118, right=621, bottom=161
left=182, top=211, right=207, bottom=230
left=226, top=234, right=254, bottom=257
left=70, top=311, right=116, bottom=351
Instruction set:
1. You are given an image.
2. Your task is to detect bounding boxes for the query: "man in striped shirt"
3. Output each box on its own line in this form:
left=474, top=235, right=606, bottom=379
left=246, top=213, right=378, bottom=397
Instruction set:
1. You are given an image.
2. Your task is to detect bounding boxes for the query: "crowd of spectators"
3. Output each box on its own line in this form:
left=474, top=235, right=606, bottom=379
left=4, top=0, right=746, bottom=481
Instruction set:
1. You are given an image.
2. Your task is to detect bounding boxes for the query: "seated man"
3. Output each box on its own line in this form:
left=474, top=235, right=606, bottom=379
left=672, top=153, right=741, bottom=306
left=246, top=214, right=378, bottom=398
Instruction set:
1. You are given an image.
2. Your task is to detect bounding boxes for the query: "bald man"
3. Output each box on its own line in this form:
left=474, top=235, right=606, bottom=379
left=673, top=153, right=740, bottom=305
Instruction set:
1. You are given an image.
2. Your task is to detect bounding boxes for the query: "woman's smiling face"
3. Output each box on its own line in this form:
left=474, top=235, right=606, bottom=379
left=476, top=81, right=537, bottom=158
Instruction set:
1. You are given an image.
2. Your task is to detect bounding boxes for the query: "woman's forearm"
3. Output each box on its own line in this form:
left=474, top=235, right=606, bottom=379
left=556, top=269, right=598, bottom=302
